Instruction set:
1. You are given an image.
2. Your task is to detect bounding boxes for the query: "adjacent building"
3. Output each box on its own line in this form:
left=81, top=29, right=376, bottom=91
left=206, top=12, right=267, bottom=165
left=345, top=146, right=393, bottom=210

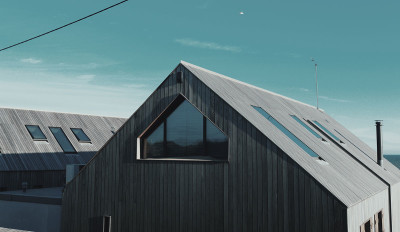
left=62, top=61, right=400, bottom=232
left=0, top=108, right=125, bottom=231
left=0, top=107, right=125, bottom=191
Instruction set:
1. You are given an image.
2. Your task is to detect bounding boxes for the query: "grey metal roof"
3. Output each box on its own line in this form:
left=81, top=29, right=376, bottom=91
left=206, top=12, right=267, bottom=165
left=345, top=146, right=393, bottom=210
left=181, top=61, right=400, bottom=207
left=0, top=108, right=126, bottom=171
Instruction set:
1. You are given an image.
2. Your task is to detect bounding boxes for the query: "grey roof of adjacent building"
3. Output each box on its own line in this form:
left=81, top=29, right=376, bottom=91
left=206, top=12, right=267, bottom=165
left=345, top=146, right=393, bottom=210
left=181, top=61, right=400, bottom=207
left=0, top=108, right=126, bottom=171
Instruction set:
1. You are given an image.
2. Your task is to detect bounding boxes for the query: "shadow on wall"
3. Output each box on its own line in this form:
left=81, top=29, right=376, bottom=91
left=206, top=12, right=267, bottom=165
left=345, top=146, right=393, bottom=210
left=0, top=200, right=61, bottom=232
left=0, top=151, right=97, bottom=191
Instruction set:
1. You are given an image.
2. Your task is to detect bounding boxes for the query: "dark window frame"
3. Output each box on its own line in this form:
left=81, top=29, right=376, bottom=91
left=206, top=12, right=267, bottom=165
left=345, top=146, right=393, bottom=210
left=25, top=125, right=47, bottom=141
left=71, top=128, right=91, bottom=143
left=49, top=127, right=77, bottom=154
left=138, top=94, right=229, bottom=161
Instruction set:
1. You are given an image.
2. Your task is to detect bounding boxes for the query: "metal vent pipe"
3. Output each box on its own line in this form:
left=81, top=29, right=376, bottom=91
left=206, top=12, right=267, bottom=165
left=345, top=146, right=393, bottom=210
left=375, top=120, right=383, bottom=166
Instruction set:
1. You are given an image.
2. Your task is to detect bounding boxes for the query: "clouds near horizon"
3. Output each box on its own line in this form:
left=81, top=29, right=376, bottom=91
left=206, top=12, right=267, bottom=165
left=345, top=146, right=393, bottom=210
left=174, top=38, right=241, bottom=52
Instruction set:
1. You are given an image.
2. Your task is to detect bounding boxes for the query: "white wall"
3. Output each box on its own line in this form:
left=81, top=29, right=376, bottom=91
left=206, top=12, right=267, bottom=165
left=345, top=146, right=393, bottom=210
left=390, top=182, right=400, bottom=232
left=347, top=189, right=390, bottom=232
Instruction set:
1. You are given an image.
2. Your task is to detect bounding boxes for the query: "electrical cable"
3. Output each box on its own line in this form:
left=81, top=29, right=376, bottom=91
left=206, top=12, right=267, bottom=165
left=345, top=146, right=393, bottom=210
left=0, top=0, right=128, bottom=52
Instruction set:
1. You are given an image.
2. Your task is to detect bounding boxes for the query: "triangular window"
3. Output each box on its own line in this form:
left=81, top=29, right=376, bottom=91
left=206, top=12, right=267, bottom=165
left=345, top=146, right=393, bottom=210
left=139, top=96, right=228, bottom=160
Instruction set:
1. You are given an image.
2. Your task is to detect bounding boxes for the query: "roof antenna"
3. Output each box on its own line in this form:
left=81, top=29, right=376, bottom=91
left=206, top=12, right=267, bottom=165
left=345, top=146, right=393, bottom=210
left=311, top=58, right=319, bottom=109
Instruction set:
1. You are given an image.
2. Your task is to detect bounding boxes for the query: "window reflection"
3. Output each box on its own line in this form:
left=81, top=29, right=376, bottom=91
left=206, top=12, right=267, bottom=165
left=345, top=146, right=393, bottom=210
left=71, top=128, right=91, bottom=143
left=206, top=120, right=228, bottom=159
left=142, top=100, right=228, bottom=160
left=144, top=122, right=164, bottom=158
left=49, top=127, right=77, bottom=153
left=166, top=101, right=204, bottom=157
left=26, top=125, right=47, bottom=140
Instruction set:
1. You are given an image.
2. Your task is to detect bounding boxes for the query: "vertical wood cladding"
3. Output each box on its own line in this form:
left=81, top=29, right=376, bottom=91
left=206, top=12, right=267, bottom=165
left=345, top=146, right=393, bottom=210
left=0, top=170, right=65, bottom=191
left=61, top=64, right=347, bottom=231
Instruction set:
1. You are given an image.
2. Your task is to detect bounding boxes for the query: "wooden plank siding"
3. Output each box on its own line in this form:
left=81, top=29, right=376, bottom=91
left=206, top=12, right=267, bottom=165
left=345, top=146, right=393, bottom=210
left=0, top=170, right=65, bottom=191
left=61, top=64, right=348, bottom=232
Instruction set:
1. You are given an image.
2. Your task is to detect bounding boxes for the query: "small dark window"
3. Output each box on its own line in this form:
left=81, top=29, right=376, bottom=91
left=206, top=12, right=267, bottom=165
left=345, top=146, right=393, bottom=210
left=361, top=218, right=372, bottom=232
left=49, top=127, right=76, bottom=153
left=71, top=128, right=91, bottom=143
left=89, top=216, right=111, bottom=232
left=103, top=216, right=111, bottom=232
left=25, top=125, right=47, bottom=141
left=375, top=211, right=384, bottom=232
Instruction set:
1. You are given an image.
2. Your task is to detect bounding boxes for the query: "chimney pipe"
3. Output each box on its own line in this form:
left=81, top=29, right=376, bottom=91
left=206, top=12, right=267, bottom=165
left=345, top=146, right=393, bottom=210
left=375, top=120, right=383, bottom=166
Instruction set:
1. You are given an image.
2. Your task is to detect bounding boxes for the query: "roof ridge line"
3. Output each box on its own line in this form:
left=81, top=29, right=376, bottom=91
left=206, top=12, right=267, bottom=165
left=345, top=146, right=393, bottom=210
left=180, top=60, right=323, bottom=111
left=0, top=107, right=126, bottom=119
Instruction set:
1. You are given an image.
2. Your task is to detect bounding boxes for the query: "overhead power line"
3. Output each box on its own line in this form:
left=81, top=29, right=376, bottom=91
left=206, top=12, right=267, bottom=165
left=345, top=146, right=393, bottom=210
left=0, top=0, right=128, bottom=52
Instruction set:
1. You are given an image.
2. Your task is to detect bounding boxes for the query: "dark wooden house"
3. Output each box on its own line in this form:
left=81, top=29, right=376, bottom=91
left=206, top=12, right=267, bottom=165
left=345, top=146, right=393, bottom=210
left=61, top=61, right=400, bottom=232
left=0, top=108, right=125, bottom=191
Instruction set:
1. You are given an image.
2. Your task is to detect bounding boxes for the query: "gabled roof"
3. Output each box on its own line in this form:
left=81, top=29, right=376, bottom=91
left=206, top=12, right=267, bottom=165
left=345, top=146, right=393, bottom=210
left=0, top=108, right=126, bottom=171
left=181, top=61, right=400, bottom=207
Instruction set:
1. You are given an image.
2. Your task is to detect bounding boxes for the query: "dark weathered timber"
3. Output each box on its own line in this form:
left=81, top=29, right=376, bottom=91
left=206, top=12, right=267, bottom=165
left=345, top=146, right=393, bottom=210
left=0, top=170, right=65, bottom=191
left=61, top=64, right=348, bottom=232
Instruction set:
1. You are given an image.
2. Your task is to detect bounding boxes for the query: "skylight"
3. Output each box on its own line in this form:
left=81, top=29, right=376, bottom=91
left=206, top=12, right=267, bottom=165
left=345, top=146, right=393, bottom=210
left=252, top=106, right=319, bottom=158
left=49, top=127, right=77, bottom=153
left=290, top=115, right=322, bottom=139
left=25, top=125, right=47, bottom=141
left=312, top=121, right=342, bottom=142
left=71, top=128, right=91, bottom=143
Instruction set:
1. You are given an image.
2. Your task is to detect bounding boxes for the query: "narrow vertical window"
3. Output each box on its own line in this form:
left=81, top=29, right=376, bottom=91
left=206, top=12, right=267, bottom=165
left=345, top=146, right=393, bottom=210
left=360, top=218, right=372, bottom=232
left=49, top=127, right=77, bottom=153
left=103, top=216, right=111, bottom=232
left=374, top=211, right=384, bottom=232
left=25, top=125, right=47, bottom=141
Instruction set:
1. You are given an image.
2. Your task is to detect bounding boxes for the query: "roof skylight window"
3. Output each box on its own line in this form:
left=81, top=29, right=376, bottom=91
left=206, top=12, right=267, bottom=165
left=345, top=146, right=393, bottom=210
left=290, top=115, right=323, bottom=139
left=71, top=128, right=91, bottom=143
left=49, top=127, right=77, bottom=153
left=25, top=125, right=47, bottom=141
left=252, top=106, right=319, bottom=158
left=312, top=121, right=342, bottom=142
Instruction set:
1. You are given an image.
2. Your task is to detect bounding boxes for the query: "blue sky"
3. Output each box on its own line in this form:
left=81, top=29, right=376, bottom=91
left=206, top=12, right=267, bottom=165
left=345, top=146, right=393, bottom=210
left=0, top=0, right=399, bottom=153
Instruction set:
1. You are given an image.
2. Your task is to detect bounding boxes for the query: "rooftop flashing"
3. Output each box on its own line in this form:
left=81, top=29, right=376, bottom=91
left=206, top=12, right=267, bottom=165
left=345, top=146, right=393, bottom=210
left=252, top=106, right=320, bottom=158
left=316, top=158, right=329, bottom=166
left=290, top=115, right=323, bottom=139
left=312, top=120, right=343, bottom=143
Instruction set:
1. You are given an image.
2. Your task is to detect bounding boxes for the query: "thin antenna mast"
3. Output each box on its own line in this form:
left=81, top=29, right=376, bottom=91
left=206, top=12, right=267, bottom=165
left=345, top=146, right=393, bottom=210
left=311, top=58, right=319, bottom=109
